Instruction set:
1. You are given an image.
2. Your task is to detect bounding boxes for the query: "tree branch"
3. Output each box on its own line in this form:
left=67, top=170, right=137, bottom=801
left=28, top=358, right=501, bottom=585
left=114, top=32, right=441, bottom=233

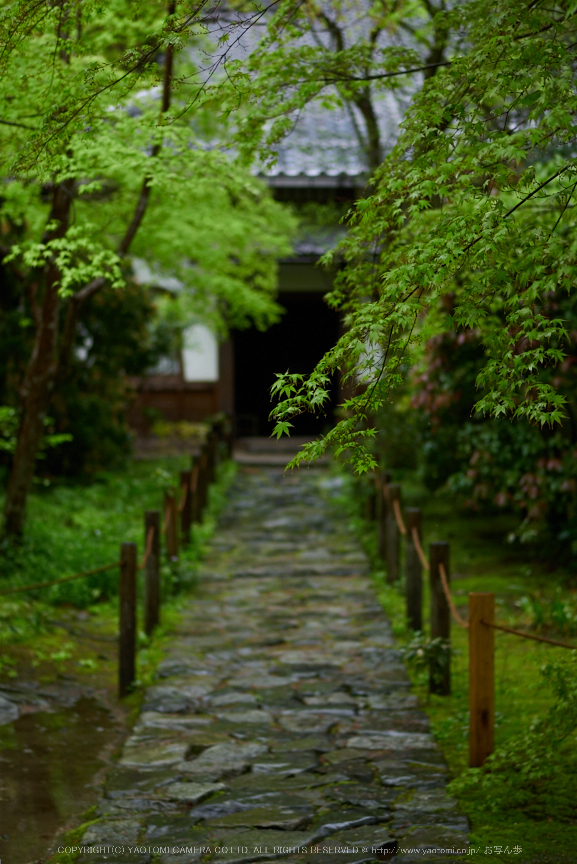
left=0, top=118, right=38, bottom=130
left=320, top=60, right=451, bottom=84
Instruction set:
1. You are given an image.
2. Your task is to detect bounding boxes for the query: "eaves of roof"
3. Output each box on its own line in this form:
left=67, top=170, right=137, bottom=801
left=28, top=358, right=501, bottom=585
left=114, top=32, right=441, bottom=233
left=261, top=170, right=365, bottom=188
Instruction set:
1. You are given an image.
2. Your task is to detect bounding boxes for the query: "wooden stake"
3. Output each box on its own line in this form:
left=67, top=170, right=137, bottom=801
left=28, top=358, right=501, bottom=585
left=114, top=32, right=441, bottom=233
left=469, top=592, right=495, bottom=767
left=429, top=541, right=451, bottom=695
left=144, top=511, right=160, bottom=637
left=165, top=490, right=178, bottom=560
left=180, top=469, right=192, bottom=545
left=386, top=483, right=401, bottom=584
left=405, top=508, right=422, bottom=632
left=119, top=542, right=137, bottom=698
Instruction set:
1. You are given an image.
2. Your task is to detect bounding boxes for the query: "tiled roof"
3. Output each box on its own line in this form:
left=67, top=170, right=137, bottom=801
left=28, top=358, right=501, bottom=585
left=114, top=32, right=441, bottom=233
left=260, top=90, right=405, bottom=181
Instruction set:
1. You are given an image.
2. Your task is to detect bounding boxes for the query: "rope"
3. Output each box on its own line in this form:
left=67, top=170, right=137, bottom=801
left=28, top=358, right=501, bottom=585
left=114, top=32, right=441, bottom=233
left=0, top=560, right=121, bottom=597
left=439, top=562, right=469, bottom=629
left=482, top=620, right=577, bottom=650
left=138, top=525, right=155, bottom=570
left=177, top=480, right=188, bottom=513
left=393, top=498, right=407, bottom=535
left=411, top=526, right=430, bottom=571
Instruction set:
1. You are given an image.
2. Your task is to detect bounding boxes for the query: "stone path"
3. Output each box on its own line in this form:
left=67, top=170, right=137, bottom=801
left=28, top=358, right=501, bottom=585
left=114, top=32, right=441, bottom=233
left=81, top=467, right=469, bottom=864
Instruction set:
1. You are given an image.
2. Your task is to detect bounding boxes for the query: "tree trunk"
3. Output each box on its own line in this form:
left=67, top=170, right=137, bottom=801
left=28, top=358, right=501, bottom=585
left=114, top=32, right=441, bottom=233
left=2, top=180, right=74, bottom=539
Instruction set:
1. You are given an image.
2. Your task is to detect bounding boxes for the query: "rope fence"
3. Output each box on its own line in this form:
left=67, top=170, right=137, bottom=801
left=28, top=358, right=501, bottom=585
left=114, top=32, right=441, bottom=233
left=483, top=619, right=577, bottom=650
left=374, top=470, right=577, bottom=767
left=411, top=525, right=429, bottom=571
left=0, top=414, right=233, bottom=698
left=0, top=560, right=121, bottom=597
left=439, top=562, right=469, bottom=630
left=393, top=498, right=406, bottom=536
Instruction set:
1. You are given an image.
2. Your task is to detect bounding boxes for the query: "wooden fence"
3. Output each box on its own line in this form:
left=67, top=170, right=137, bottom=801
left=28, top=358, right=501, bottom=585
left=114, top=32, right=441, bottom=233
left=371, top=471, right=577, bottom=768
left=0, top=415, right=233, bottom=698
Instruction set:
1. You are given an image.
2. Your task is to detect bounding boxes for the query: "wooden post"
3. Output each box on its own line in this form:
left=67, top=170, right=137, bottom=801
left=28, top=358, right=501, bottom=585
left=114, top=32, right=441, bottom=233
left=429, top=541, right=451, bottom=695
left=164, top=490, right=178, bottom=560
left=377, top=471, right=391, bottom=563
left=469, top=593, right=495, bottom=767
left=144, top=511, right=160, bottom=637
left=119, top=542, right=137, bottom=698
left=385, top=483, right=401, bottom=584
left=180, top=469, right=192, bottom=546
left=405, top=508, right=423, bottom=632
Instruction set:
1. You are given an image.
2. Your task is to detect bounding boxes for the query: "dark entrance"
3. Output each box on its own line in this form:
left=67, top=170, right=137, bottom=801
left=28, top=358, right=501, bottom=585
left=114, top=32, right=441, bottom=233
left=234, top=291, right=340, bottom=437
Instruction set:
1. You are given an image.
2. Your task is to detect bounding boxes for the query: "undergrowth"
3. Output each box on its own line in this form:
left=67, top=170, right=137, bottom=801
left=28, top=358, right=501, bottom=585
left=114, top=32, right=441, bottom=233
left=0, top=456, right=236, bottom=640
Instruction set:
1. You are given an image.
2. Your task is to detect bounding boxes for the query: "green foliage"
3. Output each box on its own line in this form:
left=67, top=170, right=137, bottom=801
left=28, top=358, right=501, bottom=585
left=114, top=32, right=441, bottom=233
left=0, top=455, right=236, bottom=610
left=410, top=311, right=577, bottom=552
left=449, top=654, right=577, bottom=822
left=401, top=631, right=452, bottom=690
left=227, top=0, right=577, bottom=473
left=0, top=0, right=293, bottom=332
left=0, top=408, right=17, bottom=455
left=516, top=589, right=577, bottom=637
left=0, top=406, right=72, bottom=459
left=0, top=0, right=295, bottom=496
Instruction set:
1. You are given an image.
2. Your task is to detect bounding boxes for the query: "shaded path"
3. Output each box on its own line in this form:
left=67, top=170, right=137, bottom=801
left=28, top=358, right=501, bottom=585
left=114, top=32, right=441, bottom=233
left=81, top=467, right=469, bottom=864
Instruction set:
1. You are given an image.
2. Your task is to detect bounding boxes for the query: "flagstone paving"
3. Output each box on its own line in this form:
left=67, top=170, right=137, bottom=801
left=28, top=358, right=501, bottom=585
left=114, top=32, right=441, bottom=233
left=80, top=467, right=469, bottom=864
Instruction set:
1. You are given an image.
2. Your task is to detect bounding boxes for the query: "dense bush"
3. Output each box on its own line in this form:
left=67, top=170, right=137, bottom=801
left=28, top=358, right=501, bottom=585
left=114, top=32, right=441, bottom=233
left=408, top=294, right=577, bottom=557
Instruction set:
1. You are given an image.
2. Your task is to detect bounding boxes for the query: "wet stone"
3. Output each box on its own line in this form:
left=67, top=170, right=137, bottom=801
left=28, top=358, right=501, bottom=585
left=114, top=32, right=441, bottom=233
left=144, top=816, right=210, bottom=843
left=120, top=741, right=190, bottom=768
left=105, top=767, right=177, bottom=799
left=205, top=804, right=313, bottom=830
left=209, top=828, right=318, bottom=863
left=251, top=751, right=318, bottom=775
left=270, top=735, right=331, bottom=753
left=178, top=742, right=268, bottom=780
left=277, top=711, right=336, bottom=734
left=227, top=771, right=349, bottom=795
left=310, top=808, right=380, bottom=840
left=81, top=819, right=142, bottom=845
left=161, top=781, right=227, bottom=803
left=0, top=694, right=19, bottom=725
left=97, top=798, right=180, bottom=816
left=87, top=465, right=468, bottom=858
left=78, top=853, right=151, bottom=864
left=215, top=710, right=273, bottom=725
left=210, top=692, right=258, bottom=707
